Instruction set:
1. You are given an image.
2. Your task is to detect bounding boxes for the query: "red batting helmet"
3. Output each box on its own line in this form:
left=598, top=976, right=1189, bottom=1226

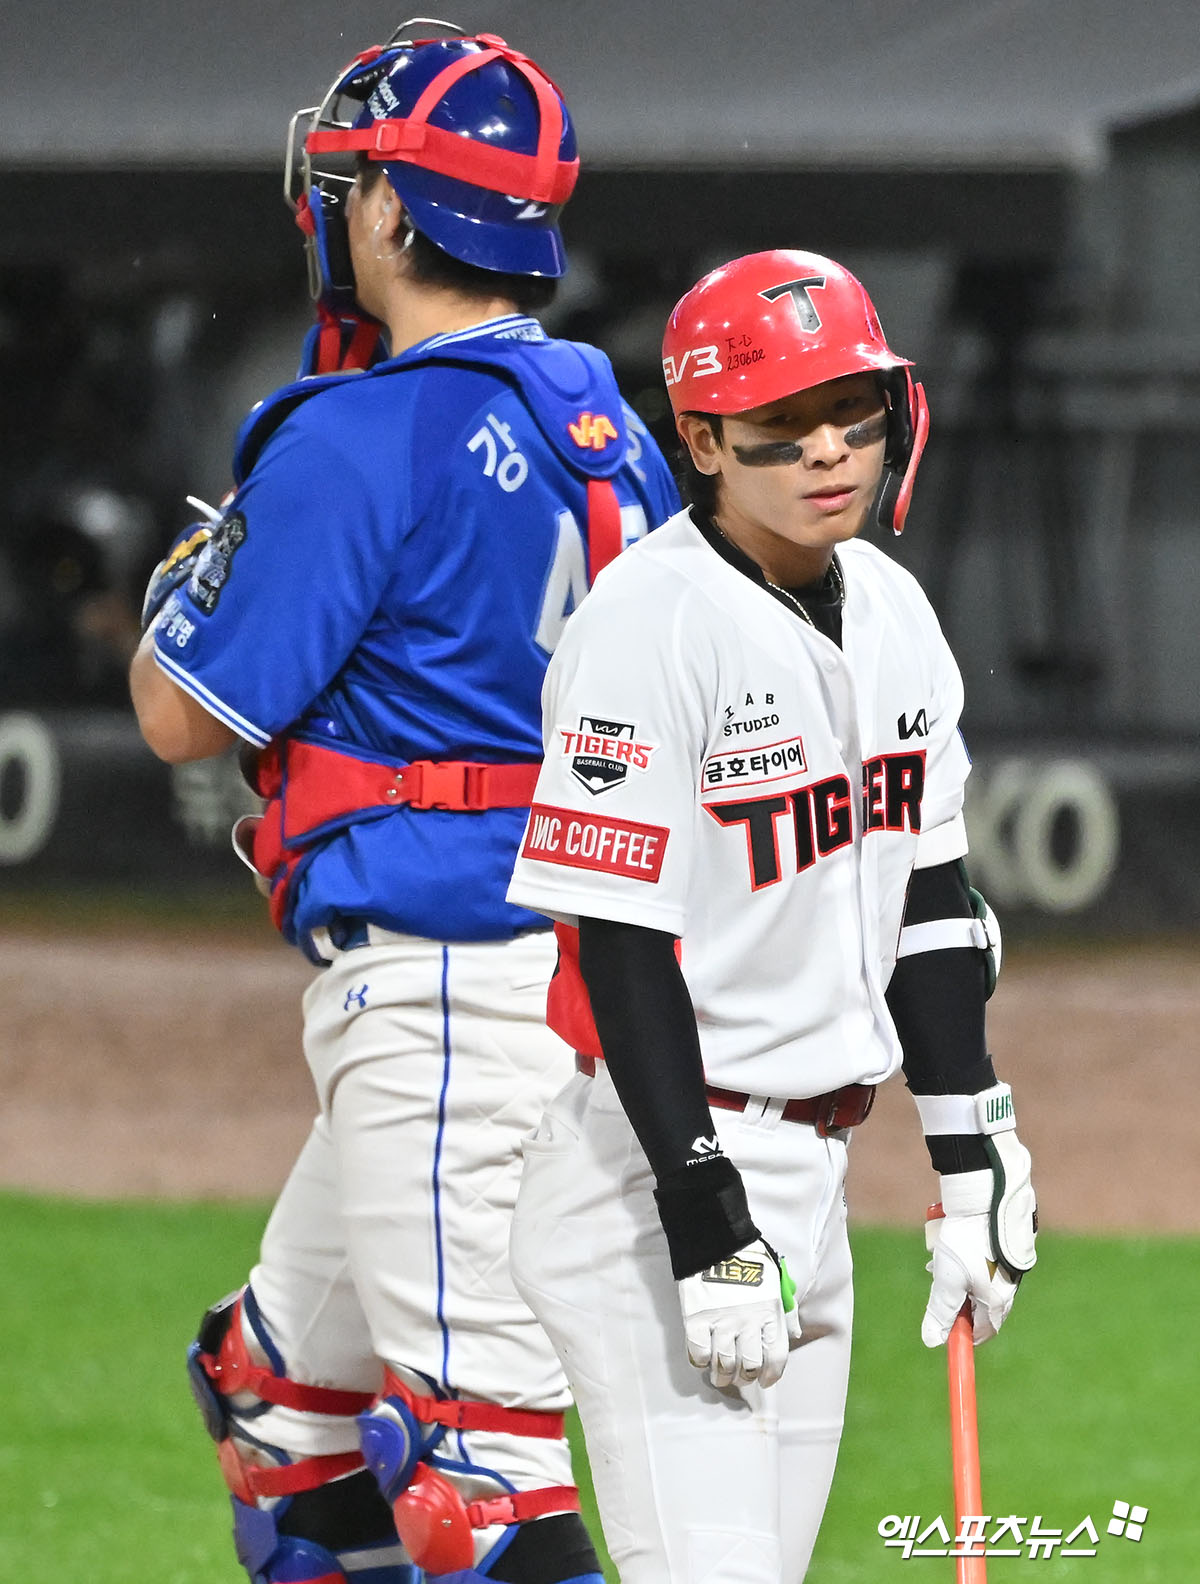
left=662, top=250, right=930, bottom=534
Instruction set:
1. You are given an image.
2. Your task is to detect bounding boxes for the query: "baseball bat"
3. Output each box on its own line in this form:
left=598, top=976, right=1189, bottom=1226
left=927, top=1203, right=987, bottom=1583
left=947, top=1303, right=987, bottom=1582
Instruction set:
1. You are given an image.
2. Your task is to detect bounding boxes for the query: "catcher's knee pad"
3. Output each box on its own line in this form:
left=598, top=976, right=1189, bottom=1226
left=189, top=1287, right=413, bottom=1581
left=358, top=1369, right=593, bottom=1580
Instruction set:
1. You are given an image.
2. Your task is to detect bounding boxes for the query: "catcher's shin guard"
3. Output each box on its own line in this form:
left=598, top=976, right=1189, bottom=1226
left=358, top=1369, right=599, bottom=1580
left=188, top=1287, right=417, bottom=1583
left=230, top=1484, right=419, bottom=1584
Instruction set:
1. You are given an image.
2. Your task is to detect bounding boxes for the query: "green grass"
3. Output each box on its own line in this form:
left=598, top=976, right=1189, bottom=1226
left=811, top=1227, right=1199, bottom=1581
left=0, top=1195, right=1193, bottom=1581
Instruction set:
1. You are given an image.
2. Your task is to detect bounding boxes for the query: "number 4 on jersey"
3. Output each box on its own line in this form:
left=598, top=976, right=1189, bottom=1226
left=535, top=504, right=649, bottom=653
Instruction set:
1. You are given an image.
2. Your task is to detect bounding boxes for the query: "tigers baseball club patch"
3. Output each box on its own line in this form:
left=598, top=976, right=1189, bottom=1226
left=559, top=716, right=657, bottom=796
left=189, top=512, right=247, bottom=614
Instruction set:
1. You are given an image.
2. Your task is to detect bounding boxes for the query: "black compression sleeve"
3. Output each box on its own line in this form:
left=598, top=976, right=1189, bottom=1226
left=887, top=861, right=996, bottom=1174
left=576, top=916, right=758, bottom=1278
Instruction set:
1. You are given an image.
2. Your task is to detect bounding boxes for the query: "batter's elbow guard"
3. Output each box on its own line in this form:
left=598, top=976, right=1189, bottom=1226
left=964, top=866, right=1002, bottom=999
left=895, top=860, right=1002, bottom=999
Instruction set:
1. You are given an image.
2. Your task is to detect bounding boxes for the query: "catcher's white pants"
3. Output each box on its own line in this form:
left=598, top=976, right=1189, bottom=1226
left=244, top=929, right=577, bottom=1498
left=511, top=1062, right=854, bottom=1584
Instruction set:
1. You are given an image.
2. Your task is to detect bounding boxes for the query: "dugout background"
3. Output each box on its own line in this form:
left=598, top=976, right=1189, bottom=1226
left=2, top=1, right=1200, bottom=934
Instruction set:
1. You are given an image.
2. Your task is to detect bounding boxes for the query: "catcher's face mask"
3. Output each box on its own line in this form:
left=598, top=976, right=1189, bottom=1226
left=285, top=15, right=579, bottom=307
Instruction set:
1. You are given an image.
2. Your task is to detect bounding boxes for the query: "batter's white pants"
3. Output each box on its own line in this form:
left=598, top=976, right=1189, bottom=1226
left=242, top=929, right=579, bottom=1509
left=511, top=1062, right=854, bottom=1584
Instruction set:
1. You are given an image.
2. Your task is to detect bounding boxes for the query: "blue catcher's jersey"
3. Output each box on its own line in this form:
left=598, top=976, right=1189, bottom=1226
left=152, top=315, right=679, bottom=945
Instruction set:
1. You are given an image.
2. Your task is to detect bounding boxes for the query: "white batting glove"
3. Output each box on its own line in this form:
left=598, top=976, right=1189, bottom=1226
left=923, top=1184, right=1019, bottom=1346
left=922, top=1084, right=1037, bottom=1348
left=678, top=1238, right=802, bottom=1389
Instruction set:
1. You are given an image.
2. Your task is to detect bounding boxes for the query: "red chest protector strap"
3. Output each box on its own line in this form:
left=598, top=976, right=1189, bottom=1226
left=246, top=478, right=622, bottom=932
left=586, top=477, right=622, bottom=578
left=247, top=741, right=542, bottom=930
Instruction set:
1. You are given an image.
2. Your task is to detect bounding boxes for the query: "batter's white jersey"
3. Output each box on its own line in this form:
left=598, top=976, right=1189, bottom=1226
left=507, top=506, right=971, bottom=1099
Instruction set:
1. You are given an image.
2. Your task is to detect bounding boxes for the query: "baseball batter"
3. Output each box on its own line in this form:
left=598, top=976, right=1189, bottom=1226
left=130, top=24, right=676, bottom=1584
left=506, top=251, right=1038, bottom=1582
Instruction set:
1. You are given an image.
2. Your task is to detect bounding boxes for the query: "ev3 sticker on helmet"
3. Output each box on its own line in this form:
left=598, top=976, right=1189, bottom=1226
left=662, top=344, right=722, bottom=387
left=559, top=717, right=657, bottom=795
left=759, top=276, right=827, bottom=333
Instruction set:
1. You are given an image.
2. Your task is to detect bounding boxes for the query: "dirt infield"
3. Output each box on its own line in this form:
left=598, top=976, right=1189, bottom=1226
left=1, top=925, right=1194, bottom=1232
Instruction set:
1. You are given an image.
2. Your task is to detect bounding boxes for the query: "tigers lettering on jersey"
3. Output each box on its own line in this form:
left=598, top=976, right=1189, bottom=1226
left=709, top=754, right=926, bottom=890
left=559, top=717, right=657, bottom=795
left=707, top=775, right=854, bottom=891
left=862, top=751, right=925, bottom=834
left=521, top=803, right=668, bottom=882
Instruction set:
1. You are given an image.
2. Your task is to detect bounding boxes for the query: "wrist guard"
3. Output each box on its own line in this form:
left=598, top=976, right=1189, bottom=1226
left=926, top=1082, right=1037, bottom=1279
left=654, top=1154, right=758, bottom=1280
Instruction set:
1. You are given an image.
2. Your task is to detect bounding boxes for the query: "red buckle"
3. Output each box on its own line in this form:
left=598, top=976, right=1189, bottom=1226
left=466, top=1493, right=521, bottom=1528
left=398, top=761, right=486, bottom=811
left=465, top=1485, right=581, bottom=1529
left=381, top=1370, right=566, bottom=1439
left=375, top=120, right=426, bottom=155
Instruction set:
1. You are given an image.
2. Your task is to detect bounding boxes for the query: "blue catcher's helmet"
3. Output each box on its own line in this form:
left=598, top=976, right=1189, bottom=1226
left=286, top=17, right=579, bottom=311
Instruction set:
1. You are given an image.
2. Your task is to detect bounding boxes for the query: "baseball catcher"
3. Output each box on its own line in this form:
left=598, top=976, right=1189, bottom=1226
left=131, top=19, right=677, bottom=1584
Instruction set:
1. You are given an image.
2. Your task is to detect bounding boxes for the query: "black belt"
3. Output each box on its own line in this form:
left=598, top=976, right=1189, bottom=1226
left=574, top=1054, right=875, bottom=1137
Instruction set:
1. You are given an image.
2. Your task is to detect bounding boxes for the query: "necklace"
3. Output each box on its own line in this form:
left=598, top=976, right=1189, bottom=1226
left=705, top=515, right=846, bottom=630
left=763, top=556, right=845, bottom=630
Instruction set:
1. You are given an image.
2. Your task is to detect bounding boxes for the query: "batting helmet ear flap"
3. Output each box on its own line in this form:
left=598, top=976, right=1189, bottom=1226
left=876, top=371, right=930, bottom=536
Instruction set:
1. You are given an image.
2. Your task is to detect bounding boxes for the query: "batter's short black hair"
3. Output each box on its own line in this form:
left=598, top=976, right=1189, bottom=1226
left=357, top=158, right=557, bottom=314
left=676, top=412, right=724, bottom=518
